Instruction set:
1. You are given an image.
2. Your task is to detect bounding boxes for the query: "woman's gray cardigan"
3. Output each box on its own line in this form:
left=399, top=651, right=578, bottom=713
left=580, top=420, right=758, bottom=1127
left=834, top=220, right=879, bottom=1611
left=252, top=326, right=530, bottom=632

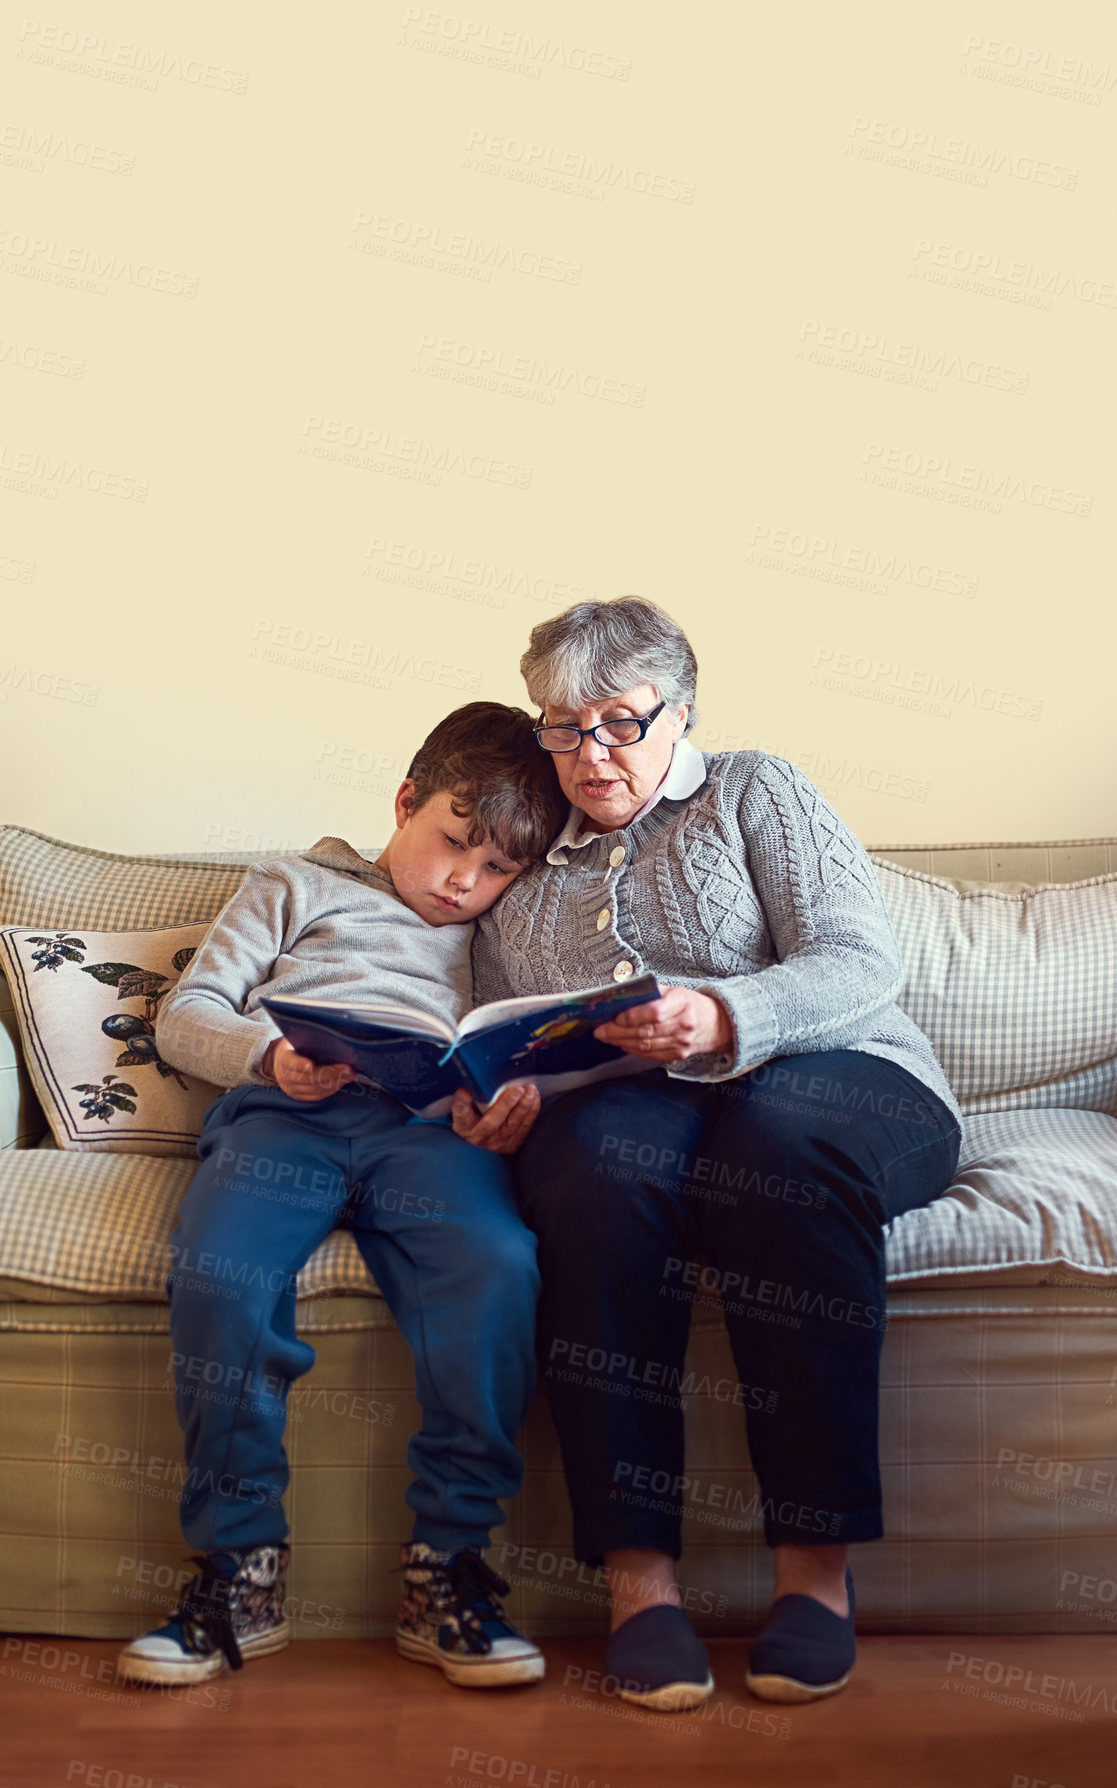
left=473, top=748, right=962, bottom=1127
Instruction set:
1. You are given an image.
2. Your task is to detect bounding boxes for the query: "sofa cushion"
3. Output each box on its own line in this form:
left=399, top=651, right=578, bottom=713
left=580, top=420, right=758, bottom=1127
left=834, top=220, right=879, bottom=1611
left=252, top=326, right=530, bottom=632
left=0, top=826, right=262, bottom=931
left=0, top=827, right=283, bottom=1148
left=887, top=1107, right=1117, bottom=1287
left=0, top=1145, right=378, bottom=1301
left=871, top=860, right=1117, bottom=1117
left=0, top=922, right=221, bottom=1157
left=1, top=1107, right=1114, bottom=1305
left=0, top=828, right=384, bottom=1152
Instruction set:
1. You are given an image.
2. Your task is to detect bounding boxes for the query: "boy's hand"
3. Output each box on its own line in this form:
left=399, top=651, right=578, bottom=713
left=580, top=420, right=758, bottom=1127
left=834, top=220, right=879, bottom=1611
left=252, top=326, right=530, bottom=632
left=263, top=1037, right=357, bottom=1102
left=450, top=1083, right=540, bottom=1153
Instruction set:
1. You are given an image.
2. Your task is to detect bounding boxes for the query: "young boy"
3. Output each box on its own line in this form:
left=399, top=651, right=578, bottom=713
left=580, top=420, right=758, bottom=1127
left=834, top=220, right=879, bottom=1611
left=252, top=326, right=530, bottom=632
left=116, top=703, right=566, bottom=1692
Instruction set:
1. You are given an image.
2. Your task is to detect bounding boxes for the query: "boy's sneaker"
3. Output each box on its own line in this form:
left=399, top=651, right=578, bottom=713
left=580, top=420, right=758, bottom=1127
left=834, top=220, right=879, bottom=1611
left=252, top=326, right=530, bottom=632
left=395, top=1541, right=544, bottom=1688
left=117, top=1544, right=291, bottom=1686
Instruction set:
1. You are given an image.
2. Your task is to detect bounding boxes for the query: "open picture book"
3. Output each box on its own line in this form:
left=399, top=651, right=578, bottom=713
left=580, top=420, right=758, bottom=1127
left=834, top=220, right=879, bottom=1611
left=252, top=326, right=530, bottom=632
left=261, top=972, right=662, bottom=1116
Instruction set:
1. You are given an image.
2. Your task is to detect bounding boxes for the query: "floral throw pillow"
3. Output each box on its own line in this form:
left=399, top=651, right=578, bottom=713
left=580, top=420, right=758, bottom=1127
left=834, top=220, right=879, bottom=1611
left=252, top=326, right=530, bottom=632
left=0, top=921, right=221, bottom=1156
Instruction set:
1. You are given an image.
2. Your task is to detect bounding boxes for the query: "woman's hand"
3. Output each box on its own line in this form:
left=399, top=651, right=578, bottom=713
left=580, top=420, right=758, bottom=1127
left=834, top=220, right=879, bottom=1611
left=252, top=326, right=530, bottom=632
left=451, top=1083, right=541, bottom=1153
left=263, top=1037, right=356, bottom=1101
left=593, top=986, right=733, bottom=1063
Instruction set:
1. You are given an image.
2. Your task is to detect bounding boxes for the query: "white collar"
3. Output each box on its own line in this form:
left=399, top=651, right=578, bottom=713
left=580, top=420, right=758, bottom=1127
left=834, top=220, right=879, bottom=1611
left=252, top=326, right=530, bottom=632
left=545, top=736, right=707, bottom=865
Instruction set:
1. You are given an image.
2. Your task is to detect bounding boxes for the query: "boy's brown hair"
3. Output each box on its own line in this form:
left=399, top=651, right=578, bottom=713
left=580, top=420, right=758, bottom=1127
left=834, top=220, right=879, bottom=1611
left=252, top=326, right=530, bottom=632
left=405, top=702, right=567, bottom=863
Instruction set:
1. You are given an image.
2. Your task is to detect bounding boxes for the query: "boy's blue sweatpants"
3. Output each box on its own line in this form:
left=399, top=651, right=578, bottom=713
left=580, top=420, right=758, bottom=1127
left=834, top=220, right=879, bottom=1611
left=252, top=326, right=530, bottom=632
left=166, top=1081, right=539, bottom=1556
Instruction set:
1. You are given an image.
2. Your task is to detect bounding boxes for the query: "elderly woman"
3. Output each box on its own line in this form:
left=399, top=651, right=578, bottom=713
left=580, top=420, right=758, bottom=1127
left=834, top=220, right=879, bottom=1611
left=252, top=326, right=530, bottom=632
left=451, top=596, right=962, bottom=1711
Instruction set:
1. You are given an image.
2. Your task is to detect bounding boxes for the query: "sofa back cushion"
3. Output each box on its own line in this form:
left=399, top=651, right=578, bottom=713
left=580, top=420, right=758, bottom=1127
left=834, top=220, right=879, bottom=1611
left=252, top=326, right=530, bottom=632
left=0, top=826, right=259, bottom=932
left=871, top=860, right=1117, bottom=1117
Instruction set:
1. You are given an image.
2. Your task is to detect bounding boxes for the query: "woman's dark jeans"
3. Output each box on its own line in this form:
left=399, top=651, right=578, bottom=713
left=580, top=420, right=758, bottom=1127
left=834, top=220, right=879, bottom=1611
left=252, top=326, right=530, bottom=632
left=512, top=1050, right=962, bottom=1562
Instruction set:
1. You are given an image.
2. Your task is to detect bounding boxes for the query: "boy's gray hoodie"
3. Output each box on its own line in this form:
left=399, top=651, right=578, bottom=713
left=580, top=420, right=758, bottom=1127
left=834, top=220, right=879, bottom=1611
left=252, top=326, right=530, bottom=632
left=155, top=837, right=473, bottom=1091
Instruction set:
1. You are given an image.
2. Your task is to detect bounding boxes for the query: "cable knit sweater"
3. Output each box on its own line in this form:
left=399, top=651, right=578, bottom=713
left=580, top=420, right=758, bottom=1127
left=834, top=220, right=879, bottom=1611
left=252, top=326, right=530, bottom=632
left=473, top=748, right=963, bottom=1126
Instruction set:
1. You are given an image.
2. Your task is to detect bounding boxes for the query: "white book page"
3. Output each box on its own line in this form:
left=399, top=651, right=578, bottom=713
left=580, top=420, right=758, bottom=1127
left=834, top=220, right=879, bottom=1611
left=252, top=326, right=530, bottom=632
left=456, top=975, right=657, bottom=1039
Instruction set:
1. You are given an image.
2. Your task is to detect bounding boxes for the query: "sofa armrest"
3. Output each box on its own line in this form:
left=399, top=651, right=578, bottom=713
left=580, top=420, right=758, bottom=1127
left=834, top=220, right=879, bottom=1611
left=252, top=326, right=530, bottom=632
left=0, top=968, right=46, bottom=1149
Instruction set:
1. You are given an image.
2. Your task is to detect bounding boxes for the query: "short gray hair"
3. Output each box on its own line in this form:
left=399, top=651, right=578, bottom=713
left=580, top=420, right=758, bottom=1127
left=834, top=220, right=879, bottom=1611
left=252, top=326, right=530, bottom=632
left=519, top=595, right=699, bottom=732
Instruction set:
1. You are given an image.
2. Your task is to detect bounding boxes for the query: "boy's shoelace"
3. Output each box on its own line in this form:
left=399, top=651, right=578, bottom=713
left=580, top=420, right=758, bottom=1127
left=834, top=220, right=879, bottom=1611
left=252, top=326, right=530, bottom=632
left=410, top=1550, right=513, bottom=1654
left=174, top=1555, right=244, bottom=1670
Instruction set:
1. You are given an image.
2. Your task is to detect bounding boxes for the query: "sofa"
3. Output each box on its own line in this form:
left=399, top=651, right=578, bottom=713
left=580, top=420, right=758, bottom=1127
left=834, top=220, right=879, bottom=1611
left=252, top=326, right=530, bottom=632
left=1, top=822, right=1115, bottom=1641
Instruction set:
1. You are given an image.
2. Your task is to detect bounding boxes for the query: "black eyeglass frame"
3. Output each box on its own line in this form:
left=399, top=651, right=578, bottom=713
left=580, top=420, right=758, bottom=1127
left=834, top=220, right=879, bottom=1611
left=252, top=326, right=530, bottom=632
left=533, top=700, right=667, bottom=753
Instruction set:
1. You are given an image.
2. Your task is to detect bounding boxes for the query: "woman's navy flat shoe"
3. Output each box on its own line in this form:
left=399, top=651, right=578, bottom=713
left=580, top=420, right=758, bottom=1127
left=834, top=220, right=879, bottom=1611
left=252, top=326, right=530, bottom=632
left=604, top=1605, right=714, bottom=1712
left=745, top=1569, right=855, bottom=1703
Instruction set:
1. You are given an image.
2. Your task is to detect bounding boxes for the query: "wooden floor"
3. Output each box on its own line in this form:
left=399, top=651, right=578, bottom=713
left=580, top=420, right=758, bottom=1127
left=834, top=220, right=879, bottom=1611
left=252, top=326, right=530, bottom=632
left=1, top=1635, right=1114, bottom=1788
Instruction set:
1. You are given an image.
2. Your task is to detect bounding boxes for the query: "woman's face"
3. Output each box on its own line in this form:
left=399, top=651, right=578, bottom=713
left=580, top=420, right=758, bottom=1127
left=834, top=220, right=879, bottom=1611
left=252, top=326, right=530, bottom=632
left=542, top=681, right=689, bottom=833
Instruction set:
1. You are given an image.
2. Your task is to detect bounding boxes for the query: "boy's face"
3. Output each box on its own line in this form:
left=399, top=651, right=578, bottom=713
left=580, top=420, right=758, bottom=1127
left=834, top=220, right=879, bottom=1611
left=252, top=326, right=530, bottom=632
left=377, top=785, right=528, bottom=926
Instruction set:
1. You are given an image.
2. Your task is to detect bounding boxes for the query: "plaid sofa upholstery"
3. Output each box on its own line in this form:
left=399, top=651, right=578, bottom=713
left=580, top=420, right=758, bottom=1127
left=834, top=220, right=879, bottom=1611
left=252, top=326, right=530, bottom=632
left=2, top=1106, right=1116, bottom=1310
left=0, top=827, right=254, bottom=929
left=2, top=824, right=1116, bottom=1639
left=874, top=859, right=1117, bottom=1119
left=6, top=1285, right=1115, bottom=1642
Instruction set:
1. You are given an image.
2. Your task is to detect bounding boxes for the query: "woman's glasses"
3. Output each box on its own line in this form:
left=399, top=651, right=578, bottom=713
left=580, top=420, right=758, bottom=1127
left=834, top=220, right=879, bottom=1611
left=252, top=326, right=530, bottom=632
left=533, top=701, right=666, bottom=753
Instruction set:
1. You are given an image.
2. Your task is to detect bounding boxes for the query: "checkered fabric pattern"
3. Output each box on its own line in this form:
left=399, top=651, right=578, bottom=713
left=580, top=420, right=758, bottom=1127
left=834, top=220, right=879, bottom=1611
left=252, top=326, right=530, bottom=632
left=0, top=1147, right=376, bottom=1304
left=0, top=826, right=259, bottom=931
left=3, top=1288, right=1114, bottom=1639
left=871, top=859, right=1117, bottom=1117
left=0, top=1307, right=414, bottom=1638
left=886, top=1107, right=1117, bottom=1286
left=509, top=1283, right=1117, bottom=1637
left=2, top=1106, right=1115, bottom=1306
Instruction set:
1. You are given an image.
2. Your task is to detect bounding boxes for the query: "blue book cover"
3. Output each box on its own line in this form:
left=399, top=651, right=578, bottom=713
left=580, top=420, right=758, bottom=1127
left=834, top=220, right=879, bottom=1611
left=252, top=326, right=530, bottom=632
left=261, top=972, right=662, bottom=1116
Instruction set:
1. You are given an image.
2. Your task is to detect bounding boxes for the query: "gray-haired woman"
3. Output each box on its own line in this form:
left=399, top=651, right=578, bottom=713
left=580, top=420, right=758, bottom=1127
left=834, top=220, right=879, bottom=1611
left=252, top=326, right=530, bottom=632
left=451, top=596, right=962, bottom=1711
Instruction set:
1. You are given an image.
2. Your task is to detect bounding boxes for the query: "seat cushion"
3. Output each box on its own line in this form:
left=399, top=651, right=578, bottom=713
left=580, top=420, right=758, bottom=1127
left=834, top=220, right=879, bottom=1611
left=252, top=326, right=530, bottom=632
left=1, top=1107, right=1115, bottom=1305
left=0, top=1146, right=380, bottom=1302
left=887, top=1107, right=1117, bottom=1288
left=871, top=859, right=1117, bottom=1118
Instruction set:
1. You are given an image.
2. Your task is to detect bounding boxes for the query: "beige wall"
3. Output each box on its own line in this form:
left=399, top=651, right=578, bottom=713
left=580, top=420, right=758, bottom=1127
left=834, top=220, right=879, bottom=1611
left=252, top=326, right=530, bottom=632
left=1, top=6, right=1112, bottom=855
